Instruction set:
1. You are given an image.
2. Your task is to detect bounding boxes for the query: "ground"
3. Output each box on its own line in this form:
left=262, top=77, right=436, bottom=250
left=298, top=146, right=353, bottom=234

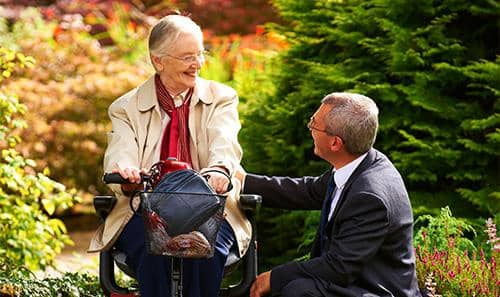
left=41, top=214, right=99, bottom=277
left=53, top=229, right=98, bottom=275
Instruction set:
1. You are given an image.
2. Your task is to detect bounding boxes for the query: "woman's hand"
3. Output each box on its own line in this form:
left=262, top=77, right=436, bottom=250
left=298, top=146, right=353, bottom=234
left=111, top=163, right=146, bottom=194
left=201, top=166, right=231, bottom=194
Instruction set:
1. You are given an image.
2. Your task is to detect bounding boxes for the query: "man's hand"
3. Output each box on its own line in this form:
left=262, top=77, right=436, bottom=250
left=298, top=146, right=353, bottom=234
left=201, top=166, right=230, bottom=194
left=250, top=270, right=271, bottom=297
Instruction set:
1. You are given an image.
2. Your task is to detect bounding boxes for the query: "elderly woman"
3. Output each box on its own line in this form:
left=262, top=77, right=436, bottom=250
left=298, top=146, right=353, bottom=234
left=88, top=14, right=251, bottom=297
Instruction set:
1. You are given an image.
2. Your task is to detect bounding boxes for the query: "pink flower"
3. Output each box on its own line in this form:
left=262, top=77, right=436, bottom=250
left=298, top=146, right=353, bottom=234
left=456, top=255, right=462, bottom=273
left=448, top=237, right=455, bottom=249
left=490, top=257, right=496, bottom=278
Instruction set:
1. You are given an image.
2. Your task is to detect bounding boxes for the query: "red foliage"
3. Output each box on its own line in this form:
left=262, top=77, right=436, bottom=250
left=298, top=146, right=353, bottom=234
left=180, top=0, right=281, bottom=35
left=0, top=0, right=281, bottom=35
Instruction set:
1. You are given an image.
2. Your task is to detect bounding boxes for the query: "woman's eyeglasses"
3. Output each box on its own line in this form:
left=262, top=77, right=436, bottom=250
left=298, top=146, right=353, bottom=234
left=164, top=50, right=208, bottom=65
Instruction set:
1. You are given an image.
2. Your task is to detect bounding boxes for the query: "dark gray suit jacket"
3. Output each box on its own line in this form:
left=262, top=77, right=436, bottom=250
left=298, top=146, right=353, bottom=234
left=244, top=149, right=421, bottom=297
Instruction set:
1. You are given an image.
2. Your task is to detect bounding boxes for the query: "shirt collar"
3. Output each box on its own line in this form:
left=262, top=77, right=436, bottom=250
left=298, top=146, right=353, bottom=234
left=137, top=76, right=213, bottom=112
left=333, top=152, right=368, bottom=190
left=173, top=89, right=190, bottom=107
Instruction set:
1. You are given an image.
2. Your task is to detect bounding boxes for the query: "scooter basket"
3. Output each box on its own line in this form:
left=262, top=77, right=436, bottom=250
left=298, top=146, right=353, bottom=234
left=140, top=169, right=226, bottom=258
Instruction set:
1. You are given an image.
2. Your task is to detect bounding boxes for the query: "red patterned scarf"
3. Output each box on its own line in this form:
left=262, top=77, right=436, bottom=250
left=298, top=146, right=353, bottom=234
left=155, top=74, right=193, bottom=166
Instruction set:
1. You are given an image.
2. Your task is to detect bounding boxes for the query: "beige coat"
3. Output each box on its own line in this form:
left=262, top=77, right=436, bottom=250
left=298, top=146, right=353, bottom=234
left=88, top=76, right=251, bottom=257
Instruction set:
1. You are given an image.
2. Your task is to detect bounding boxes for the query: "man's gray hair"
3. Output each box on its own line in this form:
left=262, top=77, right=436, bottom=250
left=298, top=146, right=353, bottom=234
left=148, top=15, right=203, bottom=58
left=322, top=92, right=379, bottom=155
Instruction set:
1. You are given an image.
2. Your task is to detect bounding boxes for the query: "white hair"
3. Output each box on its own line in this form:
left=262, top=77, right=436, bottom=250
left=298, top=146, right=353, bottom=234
left=148, top=15, right=203, bottom=58
left=322, top=92, right=379, bottom=155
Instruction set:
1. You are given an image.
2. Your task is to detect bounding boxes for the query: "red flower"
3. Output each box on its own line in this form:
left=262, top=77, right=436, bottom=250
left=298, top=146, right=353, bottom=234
left=255, top=25, right=265, bottom=36
left=53, top=25, right=64, bottom=41
left=44, top=7, right=57, bottom=20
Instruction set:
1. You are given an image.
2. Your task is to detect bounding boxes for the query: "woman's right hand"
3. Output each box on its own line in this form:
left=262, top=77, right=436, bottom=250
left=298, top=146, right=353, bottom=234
left=111, top=163, right=147, bottom=194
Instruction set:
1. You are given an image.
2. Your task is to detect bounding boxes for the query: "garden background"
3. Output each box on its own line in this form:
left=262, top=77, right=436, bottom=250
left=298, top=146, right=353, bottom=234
left=0, top=0, right=498, bottom=296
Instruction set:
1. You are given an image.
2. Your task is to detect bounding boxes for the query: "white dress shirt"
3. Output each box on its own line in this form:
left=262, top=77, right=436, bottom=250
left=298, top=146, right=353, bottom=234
left=328, top=152, right=368, bottom=221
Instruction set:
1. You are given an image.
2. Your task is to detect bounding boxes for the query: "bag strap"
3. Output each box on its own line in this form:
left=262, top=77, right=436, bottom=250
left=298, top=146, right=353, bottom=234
left=129, top=191, right=142, bottom=214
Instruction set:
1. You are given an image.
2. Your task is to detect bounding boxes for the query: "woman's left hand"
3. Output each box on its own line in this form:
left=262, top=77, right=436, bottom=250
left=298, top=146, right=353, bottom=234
left=201, top=167, right=230, bottom=194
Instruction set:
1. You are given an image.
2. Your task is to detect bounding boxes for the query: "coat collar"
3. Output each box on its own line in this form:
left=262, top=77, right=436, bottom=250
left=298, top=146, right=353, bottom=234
left=343, top=148, right=376, bottom=189
left=137, top=75, right=214, bottom=112
left=191, top=77, right=214, bottom=106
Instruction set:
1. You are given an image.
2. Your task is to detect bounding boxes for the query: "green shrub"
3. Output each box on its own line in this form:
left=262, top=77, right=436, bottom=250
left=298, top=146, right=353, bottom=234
left=0, top=268, right=103, bottom=297
left=0, top=46, right=77, bottom=271
left=415, top=208, right=499, bottom=296
left=0, top=8, right=150, bottom=195
left=414, top=206, right=477, bottom=252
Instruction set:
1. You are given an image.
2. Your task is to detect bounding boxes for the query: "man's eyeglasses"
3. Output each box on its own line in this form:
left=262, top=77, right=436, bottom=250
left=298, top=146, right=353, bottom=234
left=307, top=116, right=331, bottom=134
left=164, top=50, right=208, bottom=65
left=307, top=115, right=345, bottom=144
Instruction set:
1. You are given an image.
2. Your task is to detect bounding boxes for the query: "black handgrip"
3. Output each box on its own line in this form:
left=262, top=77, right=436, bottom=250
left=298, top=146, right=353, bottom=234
left=102, top=173, right=150, bottom=184
left=103, top=173, right=128, bottom=184
left=239, top=194, right=262, bottom=211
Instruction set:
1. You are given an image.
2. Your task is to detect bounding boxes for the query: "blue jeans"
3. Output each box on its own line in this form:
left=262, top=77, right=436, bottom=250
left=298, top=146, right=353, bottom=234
left=116, top=214, right=236, bottom=297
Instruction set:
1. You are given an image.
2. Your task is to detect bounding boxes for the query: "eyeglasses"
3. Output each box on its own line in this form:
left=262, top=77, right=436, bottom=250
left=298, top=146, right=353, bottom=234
left=307, top=116, right=331, bottom=134
left=163, top=50, right=207, bottom=65
left=307, top=115, right=345, bottom=144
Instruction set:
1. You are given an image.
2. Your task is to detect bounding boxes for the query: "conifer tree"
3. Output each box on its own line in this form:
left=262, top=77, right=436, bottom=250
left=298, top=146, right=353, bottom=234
left=241, top=0, right=499, bottom=216
left=239, top=0, right=499, bottom=269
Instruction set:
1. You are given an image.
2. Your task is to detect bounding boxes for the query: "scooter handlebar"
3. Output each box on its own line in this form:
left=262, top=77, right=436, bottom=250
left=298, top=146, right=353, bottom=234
left=102, top=173, right=149, bottom=184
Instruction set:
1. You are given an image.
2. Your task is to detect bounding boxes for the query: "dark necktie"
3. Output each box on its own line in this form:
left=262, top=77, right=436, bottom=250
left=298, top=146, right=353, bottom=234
left=319, top=174, right=336, bottom=253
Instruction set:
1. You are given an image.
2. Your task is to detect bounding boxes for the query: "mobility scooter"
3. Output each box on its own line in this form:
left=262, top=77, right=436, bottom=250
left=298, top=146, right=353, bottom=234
left=94, top=159, right=261, bottom=297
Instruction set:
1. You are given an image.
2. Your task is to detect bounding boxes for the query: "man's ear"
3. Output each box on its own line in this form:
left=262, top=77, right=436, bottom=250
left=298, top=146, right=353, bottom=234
left=330, top=136, right=343, bottom=152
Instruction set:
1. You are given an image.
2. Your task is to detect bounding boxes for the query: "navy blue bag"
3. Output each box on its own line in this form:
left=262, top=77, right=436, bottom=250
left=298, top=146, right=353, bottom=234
left=140, top=169, right=226, bottom=258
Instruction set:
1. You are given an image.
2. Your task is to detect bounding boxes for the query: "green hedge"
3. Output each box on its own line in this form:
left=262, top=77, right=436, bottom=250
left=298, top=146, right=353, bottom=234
left=0, top=47, right=78, bottom=272
left=0, top=270, right=103, bottom=297
left=238, top=0, right=499, bottom=270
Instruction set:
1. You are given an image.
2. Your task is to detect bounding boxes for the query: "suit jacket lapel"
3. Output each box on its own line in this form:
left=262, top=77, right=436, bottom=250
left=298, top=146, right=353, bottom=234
left=326, top=149, right=377, bottom=230
left=311, top=169, right=334, bottom=256
left=319, top=172, right=336, bottom=253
